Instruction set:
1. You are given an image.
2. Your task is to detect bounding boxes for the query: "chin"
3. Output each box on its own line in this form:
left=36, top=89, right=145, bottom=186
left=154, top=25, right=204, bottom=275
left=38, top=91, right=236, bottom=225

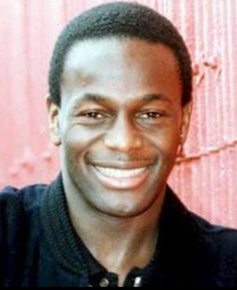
left=101, top=208, right=146, bottom=219
left=95, top=198, right=155, bottom=219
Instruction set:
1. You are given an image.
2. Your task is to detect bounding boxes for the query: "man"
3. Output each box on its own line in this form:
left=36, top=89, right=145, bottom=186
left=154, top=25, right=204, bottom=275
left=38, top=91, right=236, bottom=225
left=0, top=2, right=237, bottom=287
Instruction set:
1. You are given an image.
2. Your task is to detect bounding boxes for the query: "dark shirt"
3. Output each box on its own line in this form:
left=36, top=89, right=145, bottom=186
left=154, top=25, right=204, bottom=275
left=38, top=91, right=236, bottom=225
left=0, top=173, right=237, bottom=287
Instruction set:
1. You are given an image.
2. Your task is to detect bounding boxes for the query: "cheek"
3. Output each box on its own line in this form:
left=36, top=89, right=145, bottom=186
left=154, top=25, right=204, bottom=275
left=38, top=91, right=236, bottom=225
left=62, top=125, right=104, bottom=158
left=145, top=126, right=181, bottom=159
left=153, top=130, right=181, bottom=183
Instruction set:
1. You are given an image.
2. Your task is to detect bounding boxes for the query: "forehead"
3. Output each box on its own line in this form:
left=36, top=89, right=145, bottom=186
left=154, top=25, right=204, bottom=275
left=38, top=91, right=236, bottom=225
left=61, top=37, right=182, bottom=107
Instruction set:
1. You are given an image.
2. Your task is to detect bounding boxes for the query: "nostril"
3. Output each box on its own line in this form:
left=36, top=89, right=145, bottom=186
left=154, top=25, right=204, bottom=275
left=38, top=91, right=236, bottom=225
left=104, top=134, right=143, bottom=153
left=104, top=115, right=144, bottom=152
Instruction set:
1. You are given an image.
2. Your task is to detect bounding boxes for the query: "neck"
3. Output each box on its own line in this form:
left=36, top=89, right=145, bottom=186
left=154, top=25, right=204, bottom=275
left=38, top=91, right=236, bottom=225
left=63, top=173, right=166, bottom=285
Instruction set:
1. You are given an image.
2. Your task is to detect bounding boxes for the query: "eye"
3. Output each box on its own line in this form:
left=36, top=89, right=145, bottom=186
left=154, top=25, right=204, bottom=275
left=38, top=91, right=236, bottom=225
left=139, top=112, right=163, bottom=120
left=76, top=110, right=113, bottom=124
left=82, top=112, right=105, bottom=119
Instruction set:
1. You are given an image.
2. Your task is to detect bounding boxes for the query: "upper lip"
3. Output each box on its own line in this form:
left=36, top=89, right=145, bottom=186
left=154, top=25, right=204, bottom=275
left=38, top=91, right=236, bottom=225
left=92, top=161, right=154, bottom=170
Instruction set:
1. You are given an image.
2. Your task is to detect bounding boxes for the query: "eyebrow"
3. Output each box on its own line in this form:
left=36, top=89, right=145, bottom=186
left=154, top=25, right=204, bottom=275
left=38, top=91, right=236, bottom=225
left=73, top=93, right=172, bottom=108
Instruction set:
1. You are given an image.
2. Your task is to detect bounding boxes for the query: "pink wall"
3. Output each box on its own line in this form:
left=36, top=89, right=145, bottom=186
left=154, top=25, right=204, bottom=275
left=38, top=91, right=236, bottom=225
left=0, top=0, right=236, bottom=228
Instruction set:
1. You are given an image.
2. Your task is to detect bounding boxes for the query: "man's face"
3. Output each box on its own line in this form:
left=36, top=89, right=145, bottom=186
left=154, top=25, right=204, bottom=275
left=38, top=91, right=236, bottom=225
left=48, top=38, right=191, bottom=218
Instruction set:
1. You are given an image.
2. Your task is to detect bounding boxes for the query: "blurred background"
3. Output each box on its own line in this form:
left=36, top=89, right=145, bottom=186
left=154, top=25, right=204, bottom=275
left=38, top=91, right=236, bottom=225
left=0, top=0, right=236, bottom=227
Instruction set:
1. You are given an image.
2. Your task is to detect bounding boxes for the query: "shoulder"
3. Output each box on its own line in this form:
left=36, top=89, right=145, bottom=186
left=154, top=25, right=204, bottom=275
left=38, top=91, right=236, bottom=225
left=0, top=183, right=48, bottom=242
left=167, top=190, right=237, bottom=282
left=191, top=212, right=237, bottom=247
left=0, top=183, right=48, bottom=240
left=167, top=190, right=237, bottom=257
left=0, top=183, right=48, bottom=286
left=0, top=183, right=47, bottom=217
left=190, top=212, right=237, bottom=275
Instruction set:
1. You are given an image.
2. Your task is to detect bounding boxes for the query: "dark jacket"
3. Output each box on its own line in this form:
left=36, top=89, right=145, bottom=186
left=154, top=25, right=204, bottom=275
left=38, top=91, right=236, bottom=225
left=0, top=173, right=237, bottom=287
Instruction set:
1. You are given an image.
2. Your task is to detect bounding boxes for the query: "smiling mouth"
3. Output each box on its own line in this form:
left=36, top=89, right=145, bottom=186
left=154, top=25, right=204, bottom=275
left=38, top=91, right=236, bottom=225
left=92, top=165, right=151, bottom=190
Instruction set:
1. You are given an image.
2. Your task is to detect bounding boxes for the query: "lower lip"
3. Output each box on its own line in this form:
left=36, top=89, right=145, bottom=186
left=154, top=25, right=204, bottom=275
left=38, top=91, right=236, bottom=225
left=92, top=166, right=151, bottom=190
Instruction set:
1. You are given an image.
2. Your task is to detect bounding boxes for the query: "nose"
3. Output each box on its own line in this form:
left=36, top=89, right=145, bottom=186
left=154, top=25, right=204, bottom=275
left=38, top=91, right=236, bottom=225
left=104, top=113, right=143, bottom=153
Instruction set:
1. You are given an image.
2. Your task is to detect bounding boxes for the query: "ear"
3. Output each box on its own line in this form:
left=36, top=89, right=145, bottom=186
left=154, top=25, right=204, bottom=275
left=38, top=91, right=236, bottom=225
left=46, top=95, right=62, bottom=147
left=180, top=102, right=193, bottom=145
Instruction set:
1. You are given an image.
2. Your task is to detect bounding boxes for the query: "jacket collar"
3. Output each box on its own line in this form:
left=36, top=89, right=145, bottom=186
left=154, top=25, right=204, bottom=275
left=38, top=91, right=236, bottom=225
left=40, top=173, right=209, bottom=286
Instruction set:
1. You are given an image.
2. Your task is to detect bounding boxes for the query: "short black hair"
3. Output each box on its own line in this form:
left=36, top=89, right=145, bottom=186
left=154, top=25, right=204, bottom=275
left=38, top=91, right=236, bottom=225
left=49, top=1, right=193, bottom=107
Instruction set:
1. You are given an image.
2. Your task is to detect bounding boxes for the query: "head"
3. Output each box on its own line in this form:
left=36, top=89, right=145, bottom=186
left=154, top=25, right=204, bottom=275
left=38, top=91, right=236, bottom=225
left=47, top=2, right=193, bottom=218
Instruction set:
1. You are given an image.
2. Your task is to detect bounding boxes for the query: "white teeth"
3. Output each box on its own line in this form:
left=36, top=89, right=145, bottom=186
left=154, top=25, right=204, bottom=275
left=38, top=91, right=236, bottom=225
left=95, top=166, right=148, bottom=178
